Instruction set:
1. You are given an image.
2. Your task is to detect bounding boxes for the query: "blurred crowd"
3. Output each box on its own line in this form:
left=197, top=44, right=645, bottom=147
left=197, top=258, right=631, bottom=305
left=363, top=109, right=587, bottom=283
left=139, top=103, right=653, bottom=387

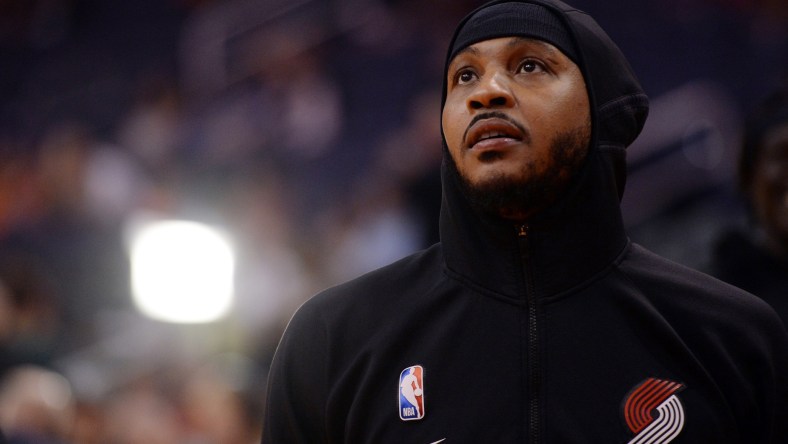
left=0, top=0, right=785, bottom=442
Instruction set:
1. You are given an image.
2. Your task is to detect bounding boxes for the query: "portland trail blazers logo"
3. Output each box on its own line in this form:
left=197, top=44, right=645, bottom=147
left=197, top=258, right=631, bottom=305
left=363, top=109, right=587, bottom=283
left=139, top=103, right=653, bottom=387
left=622, top=378, right=686, bottom=444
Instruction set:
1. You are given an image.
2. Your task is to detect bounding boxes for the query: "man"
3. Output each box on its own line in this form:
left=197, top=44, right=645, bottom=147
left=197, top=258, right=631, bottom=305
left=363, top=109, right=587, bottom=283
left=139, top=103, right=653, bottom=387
left=263, top=1, right=788, bottom=442
left=712, top=87, right=788, bottom=324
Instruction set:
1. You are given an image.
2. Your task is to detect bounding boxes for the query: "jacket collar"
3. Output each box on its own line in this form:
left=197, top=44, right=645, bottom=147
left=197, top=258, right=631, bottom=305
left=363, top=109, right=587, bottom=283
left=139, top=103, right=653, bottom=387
left=439, top=147, right=628, bottom=302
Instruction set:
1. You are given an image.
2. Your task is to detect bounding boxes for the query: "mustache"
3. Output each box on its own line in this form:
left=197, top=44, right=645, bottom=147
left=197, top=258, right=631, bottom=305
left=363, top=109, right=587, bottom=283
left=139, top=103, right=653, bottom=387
left=462, top=112, right=530, bottom=146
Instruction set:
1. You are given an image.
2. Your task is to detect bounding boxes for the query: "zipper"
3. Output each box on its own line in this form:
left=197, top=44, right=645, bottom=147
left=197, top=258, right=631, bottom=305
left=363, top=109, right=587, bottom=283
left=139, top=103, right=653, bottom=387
left=517, top=224, right=540, bottom=443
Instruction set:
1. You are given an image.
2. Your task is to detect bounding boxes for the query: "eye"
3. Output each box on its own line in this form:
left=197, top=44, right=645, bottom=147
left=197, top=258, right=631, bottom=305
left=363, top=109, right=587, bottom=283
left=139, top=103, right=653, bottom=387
left=517, top=59, right=545, bottom=74
left=455, top=68, right=477, bottom=85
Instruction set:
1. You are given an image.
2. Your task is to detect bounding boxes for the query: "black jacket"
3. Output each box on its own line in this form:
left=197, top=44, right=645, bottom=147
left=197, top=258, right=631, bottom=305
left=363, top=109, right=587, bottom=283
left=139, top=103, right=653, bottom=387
left=262, top=0, right=788, bottom=442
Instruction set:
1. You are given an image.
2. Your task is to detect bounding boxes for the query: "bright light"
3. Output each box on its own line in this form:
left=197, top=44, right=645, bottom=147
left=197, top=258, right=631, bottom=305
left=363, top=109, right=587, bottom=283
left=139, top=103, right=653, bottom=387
left=129, top=219, right=235, bottom=324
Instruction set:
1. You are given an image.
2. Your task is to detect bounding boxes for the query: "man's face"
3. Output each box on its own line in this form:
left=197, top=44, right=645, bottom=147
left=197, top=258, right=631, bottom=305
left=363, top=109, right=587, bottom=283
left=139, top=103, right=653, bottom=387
left=751, top=122, right=788, bottom=252
left=442, top=37, right=591, bottom=220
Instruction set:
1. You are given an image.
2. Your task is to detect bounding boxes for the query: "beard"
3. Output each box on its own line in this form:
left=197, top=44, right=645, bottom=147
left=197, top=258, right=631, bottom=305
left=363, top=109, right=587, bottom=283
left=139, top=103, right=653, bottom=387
left=446, top=122, right=591, bottom=221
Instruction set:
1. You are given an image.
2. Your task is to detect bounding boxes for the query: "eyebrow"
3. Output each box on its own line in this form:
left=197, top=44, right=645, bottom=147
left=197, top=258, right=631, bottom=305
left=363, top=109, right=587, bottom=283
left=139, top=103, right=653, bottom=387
left=508, top=37, right=530, bottom=49
left=452, top=45, right=479, bottom=61
left=508, top=36, right=559, bottom=55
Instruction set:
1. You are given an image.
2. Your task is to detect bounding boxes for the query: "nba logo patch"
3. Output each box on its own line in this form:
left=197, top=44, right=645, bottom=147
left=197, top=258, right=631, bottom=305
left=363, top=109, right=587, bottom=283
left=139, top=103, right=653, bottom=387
left=399, top=365, right=425, bottom=421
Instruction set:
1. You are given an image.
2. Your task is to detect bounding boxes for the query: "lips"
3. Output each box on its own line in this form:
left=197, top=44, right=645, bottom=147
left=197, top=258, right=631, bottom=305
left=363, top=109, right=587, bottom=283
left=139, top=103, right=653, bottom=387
left=465, top=117, right=527, bottom=149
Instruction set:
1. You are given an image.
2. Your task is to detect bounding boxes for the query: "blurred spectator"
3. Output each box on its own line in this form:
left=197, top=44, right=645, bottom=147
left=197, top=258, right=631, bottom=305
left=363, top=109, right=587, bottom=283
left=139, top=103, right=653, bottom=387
left=177, top=353, right=260, bottom=444
left=0, top=365, right=75, bottom=444
left=116, top=79, right=184, bottom=177
left=221, top=169, right=315, bottom=350
left=377, top=89, right=444, bottom=247
left=100, top=378, right=181, bottom=444
left=0, top=256, right=60, bottom=378
left=317, top=174, right=422, bottom=284
left=82, top=142, right=149, bottom=227
left=253, top=30, right=343, bottom=162
left=710, top=85, right=788, bottom=324
left=0, top=123, right=131, bottom=353
left=0, top=142, right=40, bottom=239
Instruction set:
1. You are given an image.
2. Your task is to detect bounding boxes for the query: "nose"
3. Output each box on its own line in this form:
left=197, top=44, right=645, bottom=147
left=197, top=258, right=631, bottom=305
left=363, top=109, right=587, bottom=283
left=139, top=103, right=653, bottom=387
left=467, top=72, right=514, bottom=110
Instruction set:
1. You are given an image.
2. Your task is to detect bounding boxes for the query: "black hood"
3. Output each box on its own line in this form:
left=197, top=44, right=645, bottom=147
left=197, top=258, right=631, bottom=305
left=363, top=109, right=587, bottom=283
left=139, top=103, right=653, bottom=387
left=439, top=0, right=649, bottom=301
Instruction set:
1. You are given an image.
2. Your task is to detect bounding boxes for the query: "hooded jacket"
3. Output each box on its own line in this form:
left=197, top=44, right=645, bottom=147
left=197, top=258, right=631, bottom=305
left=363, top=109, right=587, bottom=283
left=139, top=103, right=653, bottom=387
left=262, top=1, right=788, bottom=442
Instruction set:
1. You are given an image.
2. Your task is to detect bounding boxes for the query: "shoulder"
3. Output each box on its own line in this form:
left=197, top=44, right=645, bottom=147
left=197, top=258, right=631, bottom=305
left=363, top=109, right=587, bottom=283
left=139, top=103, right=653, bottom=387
left=620, top=242, right=760, bottom=301
left=616, top=243, right=784, bottom=335
left=616, top=244, right=788, bottom=396
left=287, top=244, right=445, bottom=332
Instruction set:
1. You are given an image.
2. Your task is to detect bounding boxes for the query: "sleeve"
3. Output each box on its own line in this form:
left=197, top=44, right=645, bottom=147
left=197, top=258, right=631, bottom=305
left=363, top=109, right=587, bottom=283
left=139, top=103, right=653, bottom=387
left=262, top=299, right=329, bottom=443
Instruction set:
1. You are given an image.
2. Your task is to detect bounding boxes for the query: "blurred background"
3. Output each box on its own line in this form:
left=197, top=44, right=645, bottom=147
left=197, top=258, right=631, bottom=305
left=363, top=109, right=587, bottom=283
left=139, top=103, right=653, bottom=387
left=0, top=0, right=785, bottom=442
